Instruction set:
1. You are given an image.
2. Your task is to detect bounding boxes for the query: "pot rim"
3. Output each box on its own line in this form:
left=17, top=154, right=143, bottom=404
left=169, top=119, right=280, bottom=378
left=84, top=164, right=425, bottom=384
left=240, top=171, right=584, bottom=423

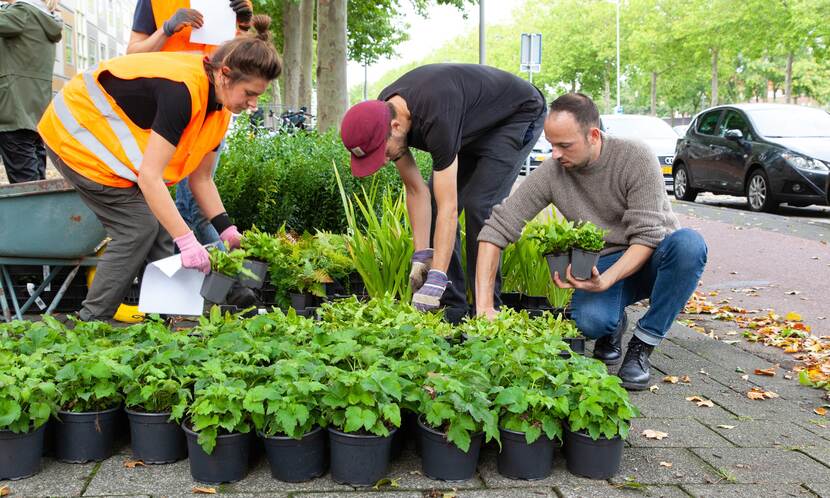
left=206, top=271, right=237, bottom=282
left=0, top=423, right=46, bottom=437
left=327, top=426, right=397, bottom=439
left=258, top=425, right=323, bottom=440
left=417, top=414, right=483, bottom=438
left=181, top=420, right=250, bottom=440
left=565, top=425, right=622, bottom=441
left=57, top=405, right=122, bottom=416
left=124, top=407, right=173, bottom=417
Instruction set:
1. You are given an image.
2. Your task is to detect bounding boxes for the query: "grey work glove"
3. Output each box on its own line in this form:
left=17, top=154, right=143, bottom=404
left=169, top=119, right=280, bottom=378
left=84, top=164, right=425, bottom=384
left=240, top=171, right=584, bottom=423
left=163, top=8, right=203, bottom=37
left=230, top=0, right=254, bottom=24
left=409, top=248, right=433, bottom=292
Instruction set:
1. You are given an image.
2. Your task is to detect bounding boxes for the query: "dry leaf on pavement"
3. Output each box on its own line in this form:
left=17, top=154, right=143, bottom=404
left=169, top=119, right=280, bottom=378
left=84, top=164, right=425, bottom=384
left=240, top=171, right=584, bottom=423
left=814, top=407, right=827, bottom=416
left=642, top=429, right=669, bottom=440
left=686, top=396, right=715, bottom=407
left=123, top=459, right=145, bottom=468
left=680, top=375, right=692, bottom=384
left=754, top=366, right=777, bottom=377
left=649, top=384, right=659, bottom=393
left=717, top=424, right=736, bottom=429
left=0, top=485, right=9, bottom=497
left=663, top=376, right=679, bottom=384
left=193, top=487, right=217, bottom=494
left=659, top=461, right=673, bottom=468
left=747, top=387, right=779, bottom=400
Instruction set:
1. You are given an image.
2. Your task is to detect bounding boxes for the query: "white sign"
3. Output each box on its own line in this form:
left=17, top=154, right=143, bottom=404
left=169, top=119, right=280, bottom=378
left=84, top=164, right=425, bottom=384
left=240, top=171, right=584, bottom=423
left=190, top=0, right=236, bottom=46
left=520, top=33, right=542, bottom=73
left=138, top=253, right=205, bottom=316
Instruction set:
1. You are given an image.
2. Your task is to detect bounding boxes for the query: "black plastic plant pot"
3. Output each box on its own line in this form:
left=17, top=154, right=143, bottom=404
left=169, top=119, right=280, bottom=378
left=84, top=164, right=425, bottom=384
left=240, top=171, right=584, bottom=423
left=290, top=292, right=316, bottom=311
left=550, top=307, right=573, bottom=319
left=200, top=272, right=236, bottom=304
left=403, top=410, right=421, bottom=457
left=570, top=248, right=600, bottom=280
left=390, top=420, right=405, bottom=460
left=520, top=295, right=550, bottom=310
left=327, top=427, right=395, bottom=486
left=182, top=422, right=250, bottom=484
left=417, top=416, right=483, bottom=482
left=561, top=336, right=586, bottom=357
left=545, top=252, right=571, bottom=282
left=0, top=424, right=45, bottom=480
left=125, top=408, right=186, bottom=464
left=261, top=426, right=327, bottom=482
left=239, top=260, right=268, bottom=289
left=496, top=428, right=555, bottom=480
left=563, top=428, right=623, bottom=479
left=499, top=292, right=522, bottom=311
left=54, top=406, right=121, bottom=463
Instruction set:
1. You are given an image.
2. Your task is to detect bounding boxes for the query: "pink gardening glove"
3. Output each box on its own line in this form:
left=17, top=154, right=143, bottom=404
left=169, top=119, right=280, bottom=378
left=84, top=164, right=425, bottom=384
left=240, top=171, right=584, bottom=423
left=175, top=231, right=210, bottom=274
left=220, top=225, right=243, bottom=250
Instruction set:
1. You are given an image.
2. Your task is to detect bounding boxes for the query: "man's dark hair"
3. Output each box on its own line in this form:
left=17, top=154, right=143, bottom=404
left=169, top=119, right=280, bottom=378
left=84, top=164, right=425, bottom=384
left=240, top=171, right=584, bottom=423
left=549, top=93, right=600, bottom=134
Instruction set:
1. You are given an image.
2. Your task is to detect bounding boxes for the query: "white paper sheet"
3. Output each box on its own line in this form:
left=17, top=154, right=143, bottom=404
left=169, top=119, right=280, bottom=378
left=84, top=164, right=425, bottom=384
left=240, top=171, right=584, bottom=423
left=190, top=0, right=236, bottom=46
left=138, top=254, right=205, bottom=316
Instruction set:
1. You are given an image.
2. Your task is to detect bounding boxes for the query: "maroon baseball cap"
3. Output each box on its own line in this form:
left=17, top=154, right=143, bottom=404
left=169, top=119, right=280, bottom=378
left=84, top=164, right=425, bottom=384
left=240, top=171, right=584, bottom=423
left=340, top=100, right=391, bottom=177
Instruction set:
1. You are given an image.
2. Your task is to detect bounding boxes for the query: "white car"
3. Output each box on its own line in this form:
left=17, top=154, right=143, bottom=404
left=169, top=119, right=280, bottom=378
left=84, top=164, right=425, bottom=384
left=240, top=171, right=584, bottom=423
left=601, top=114, right=679, bottom=190
left=520, top=135, right=553, bottom=175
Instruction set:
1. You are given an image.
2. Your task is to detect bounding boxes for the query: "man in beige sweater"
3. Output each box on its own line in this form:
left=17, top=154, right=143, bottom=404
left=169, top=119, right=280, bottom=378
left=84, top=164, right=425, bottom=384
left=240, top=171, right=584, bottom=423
left=476, top=93, right=707, bottom=389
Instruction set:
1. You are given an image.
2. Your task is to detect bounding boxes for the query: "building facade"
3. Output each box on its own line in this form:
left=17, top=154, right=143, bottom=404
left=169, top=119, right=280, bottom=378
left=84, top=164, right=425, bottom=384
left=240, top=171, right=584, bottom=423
left=52, top=0, right=134, bottom=92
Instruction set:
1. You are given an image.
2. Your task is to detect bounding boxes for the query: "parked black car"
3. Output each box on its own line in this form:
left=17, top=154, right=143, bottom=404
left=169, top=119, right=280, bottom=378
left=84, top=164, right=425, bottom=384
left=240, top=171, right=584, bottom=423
left=673, top=104, right=830, bottom=212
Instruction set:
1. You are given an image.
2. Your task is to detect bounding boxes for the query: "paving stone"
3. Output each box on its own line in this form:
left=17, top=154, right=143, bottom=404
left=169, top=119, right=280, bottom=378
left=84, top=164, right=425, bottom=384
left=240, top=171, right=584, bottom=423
left=83, top=457, right=213, bottom=496
left=610, top=448, right=719, bottom=485
left=476, top=448, right=595, bottom=489
left=703, top=419, right=822, bottom=448
left=627, top=388, right=736, bottom=422
left=804, top=482, right=830, bottom=497
left=690, top=447, right=830, bottom=484
left=681, top=483, right=817, bottom=497
left=630, top=419, right=733, bottom=448
left=794, top=419, right=830, bottom=442
left=0, top=458, right=96, bottom=498
left=291, top=493, right=421, bottom=498
left=557, top=484, right=689, bottom=497
left=707, top=387, right=817, bottom=420
left=798, top=446, right=830, bottom=468
left=440, top=488, right=555, bottom=497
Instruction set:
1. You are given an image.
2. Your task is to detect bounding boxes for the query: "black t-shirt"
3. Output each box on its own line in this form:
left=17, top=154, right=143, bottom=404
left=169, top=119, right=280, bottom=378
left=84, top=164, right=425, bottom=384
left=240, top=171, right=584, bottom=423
left=99, top=72, right=222, bottom=147
left=378, top=64, right=545, bottom=171
left=132, top=0, right=157, bottom=34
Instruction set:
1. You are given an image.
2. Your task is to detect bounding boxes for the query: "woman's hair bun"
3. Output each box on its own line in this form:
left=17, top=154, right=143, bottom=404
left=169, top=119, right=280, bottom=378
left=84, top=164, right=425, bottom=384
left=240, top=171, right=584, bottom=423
left=252, top=14, right=272, bottom=42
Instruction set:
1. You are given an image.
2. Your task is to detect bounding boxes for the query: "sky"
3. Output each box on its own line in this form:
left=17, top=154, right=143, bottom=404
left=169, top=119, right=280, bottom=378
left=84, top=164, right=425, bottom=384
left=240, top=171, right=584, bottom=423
left=346, top=0, right=526, bottom=91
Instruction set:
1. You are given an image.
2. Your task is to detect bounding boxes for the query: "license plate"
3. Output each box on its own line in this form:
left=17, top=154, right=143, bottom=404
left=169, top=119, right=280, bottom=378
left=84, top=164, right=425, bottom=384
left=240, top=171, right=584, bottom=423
left=662, top=166, right=672, bottom=175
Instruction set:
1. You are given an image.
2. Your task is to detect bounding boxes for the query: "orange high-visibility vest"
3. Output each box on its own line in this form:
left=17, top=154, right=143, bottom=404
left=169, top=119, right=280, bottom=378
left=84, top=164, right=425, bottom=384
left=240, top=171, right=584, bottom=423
left=152, top=0, right=216, bottom=55
left=38, top=53, right=231, bottom=188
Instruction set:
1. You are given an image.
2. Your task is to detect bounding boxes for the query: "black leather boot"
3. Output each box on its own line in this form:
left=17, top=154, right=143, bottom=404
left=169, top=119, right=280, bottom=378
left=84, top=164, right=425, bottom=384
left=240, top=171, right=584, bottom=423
left=593, top=313, right=627, bottom=365
left=617, top=335, right=655, bottom=390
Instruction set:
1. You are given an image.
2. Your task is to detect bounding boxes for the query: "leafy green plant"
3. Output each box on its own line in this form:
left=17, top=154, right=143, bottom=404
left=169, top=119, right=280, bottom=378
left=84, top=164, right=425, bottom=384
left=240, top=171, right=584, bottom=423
left=243, top=353, right=327, bottom=439
left=526, top=216, right=576, bottom=255
left=239, top=225, right=280, bottom=262
left=573, top=221, right=607, bottom=252
left=566, top=357, right=638, bottom=440
left=502, top=230, right=573, bottom=308
left=0, top=351, right=58, bottom=433
left=207, top=246, right=257, bottom=280
left=54, top=347, right=134, bottom=412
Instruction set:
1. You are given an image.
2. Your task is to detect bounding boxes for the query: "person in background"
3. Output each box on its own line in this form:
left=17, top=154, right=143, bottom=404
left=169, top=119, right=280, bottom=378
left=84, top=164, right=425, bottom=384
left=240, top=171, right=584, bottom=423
left=38, top=16, right=281, bottom=322
left=0, top=0, right=62, bottom=183
left=128, top=0, right=253, bottom=245
left=475, top=93, right=707, bottom=390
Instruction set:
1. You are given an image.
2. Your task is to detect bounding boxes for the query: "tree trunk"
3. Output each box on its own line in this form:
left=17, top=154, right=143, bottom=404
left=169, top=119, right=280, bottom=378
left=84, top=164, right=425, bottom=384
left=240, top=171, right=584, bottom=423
left=316, top=0, right=348, bottom=132
left=269, top=80, right=282, bottom=128
left=650, top=71, right=657, bottom=116
left=785, top=51, right=793, bottom=104
left=710, top=48, right=718, bottom=106
left=282, top=0, right=302, bottom=110
left=298, top=0, right=314, bottom=110
left=571, top=80, right=576, bottom=93
left=602, top=63, right=611, bottom=113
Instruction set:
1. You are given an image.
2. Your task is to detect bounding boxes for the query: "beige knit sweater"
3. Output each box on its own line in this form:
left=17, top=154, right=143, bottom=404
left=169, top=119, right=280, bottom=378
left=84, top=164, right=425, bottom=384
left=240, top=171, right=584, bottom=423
left=478, top=133, right=680, bottom=255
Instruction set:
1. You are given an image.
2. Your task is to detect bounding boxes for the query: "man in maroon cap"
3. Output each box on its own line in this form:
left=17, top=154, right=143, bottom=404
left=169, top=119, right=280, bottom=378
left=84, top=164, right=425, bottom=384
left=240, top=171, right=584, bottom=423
left=340, top=63, right=546, bottom=323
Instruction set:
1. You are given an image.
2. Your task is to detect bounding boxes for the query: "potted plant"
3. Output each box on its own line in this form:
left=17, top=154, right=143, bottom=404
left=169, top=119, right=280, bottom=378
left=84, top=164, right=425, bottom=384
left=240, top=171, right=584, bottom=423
left=526, top=217, right=576, bottom=283
left=239, top=226, right=276, bottom=289
left=564, top=360, right=638, bottom=479
left=415, top=357, right=498, bottom=482
left=0, top=352, right=57, bottom=480
left=122, top=326, right=193, bottom=464
left=320, top=363, right=403, bottom=486
left=52, top=347, right=133, bottom=463
left=201, top=246, right=257, bottom=303
left=183, top=359, right=253, bottom=484
left=571, top=222, right=607, bottom=280
left=244, top=355, right=328, bottom=482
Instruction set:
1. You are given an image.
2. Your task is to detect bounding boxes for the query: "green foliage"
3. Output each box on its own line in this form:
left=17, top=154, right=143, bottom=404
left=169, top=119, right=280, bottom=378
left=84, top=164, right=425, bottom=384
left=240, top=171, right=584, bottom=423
left=208, top=246, right=257, bottom=280
left=573, top=221, right=607, bottom=253
left=0, top=351, right=57, bottom=433
left=566, top=358, right=639, bottom=440
left=187, top=359, right=253, bottom=455
left=526, top=216, right=576, bottom=255
left=54, top=347, right=133, bottom=413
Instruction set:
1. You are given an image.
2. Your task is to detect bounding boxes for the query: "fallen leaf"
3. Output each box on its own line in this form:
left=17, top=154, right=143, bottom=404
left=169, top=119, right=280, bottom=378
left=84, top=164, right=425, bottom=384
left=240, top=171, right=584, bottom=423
left=0, top=485, right=9, bottom=497
left=680, top=375, right=692, bottom=384
left=722, top=340, right=741, bottom=345
left=747, top=391, right=765, bottom=400
left=735, top=366, right=745, bottom=373
left=747, top=387, right=779, bottom=400
left=686, top=396, right=715, bottom=407
left=123, top=459, right=145, bottom=468
left=754, top=366, right=777, bottom=377
left=193, top=487, right=217, bottom=494
left=814, top=407, right=827, bottom=416
left=784, top=374, right=793, bottom=380
left=717, top=424, right=736, bottom=429
left=785, top=311, right=802, bottom=321
left=649, top=384, right=660, bottom=393
left=373, top=477, right=400, bottom=489
left=659, top=461, right=673, bottom=468
left=443, top=494, right=458, bottom=498
left=642, top=429, right=669, bottom=440
left=663, top=376, right=679, bottom=384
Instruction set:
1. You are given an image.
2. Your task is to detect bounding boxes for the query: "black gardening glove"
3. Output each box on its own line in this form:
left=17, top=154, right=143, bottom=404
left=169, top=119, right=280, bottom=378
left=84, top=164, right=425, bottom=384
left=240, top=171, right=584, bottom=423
left=162, top=8, right=203, bottom=36
left=230, top=0, right=253, bottom=24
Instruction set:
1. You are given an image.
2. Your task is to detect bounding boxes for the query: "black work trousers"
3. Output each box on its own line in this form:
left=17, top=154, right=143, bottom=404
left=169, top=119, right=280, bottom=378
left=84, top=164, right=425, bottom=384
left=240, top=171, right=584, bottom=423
left=429, top=109, right=546, bottom=323
left=0, top=129, right=47, bottom=183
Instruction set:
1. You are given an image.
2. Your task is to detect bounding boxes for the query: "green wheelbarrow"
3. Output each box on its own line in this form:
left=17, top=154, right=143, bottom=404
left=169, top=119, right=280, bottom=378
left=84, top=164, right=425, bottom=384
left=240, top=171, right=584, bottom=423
left=0, top=179, right=106, bottom=321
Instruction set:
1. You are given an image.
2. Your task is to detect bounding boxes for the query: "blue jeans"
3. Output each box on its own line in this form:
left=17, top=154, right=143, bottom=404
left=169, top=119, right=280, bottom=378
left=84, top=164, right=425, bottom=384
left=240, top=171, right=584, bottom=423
left=570, top=228, right=708, bottom=346
left=175, top=141, right=224, bottom=245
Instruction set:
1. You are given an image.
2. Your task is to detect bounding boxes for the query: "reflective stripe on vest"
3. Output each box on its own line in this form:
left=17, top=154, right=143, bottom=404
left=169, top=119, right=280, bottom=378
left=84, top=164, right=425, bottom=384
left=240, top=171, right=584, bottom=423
left=51, top=91, right=139, bottom=183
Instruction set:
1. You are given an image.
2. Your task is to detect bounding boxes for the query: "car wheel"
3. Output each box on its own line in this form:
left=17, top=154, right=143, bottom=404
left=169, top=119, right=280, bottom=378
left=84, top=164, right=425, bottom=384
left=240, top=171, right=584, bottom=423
left=673, top=164, right=698, bottom=202
left=746, top=169, right=778, bottom=213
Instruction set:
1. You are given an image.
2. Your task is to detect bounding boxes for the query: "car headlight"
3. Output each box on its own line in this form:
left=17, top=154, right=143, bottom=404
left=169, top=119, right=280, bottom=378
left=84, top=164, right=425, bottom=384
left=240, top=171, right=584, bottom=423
left=782, top=152, right=829, bottom=171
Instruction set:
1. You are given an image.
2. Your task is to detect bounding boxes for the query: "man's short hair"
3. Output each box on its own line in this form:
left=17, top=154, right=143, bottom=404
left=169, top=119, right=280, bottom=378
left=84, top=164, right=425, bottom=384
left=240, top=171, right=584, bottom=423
left=549, top=93, right=600, bottom=134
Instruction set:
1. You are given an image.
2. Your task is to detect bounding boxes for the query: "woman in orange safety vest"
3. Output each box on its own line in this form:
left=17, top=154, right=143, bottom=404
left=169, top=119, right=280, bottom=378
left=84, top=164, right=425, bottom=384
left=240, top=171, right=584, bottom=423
left=37, top=15, right=281, bottom=322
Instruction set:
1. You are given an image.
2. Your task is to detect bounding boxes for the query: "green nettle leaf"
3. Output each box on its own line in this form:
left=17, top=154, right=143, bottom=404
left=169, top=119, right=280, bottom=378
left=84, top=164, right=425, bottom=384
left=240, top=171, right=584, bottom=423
left=525, top=424, right=542, bottom=444
left=447, top=421, right=472, bottom=453
left=0, top=400, right=21, bottom=427
left=344, top=405, right=364, bottom=433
